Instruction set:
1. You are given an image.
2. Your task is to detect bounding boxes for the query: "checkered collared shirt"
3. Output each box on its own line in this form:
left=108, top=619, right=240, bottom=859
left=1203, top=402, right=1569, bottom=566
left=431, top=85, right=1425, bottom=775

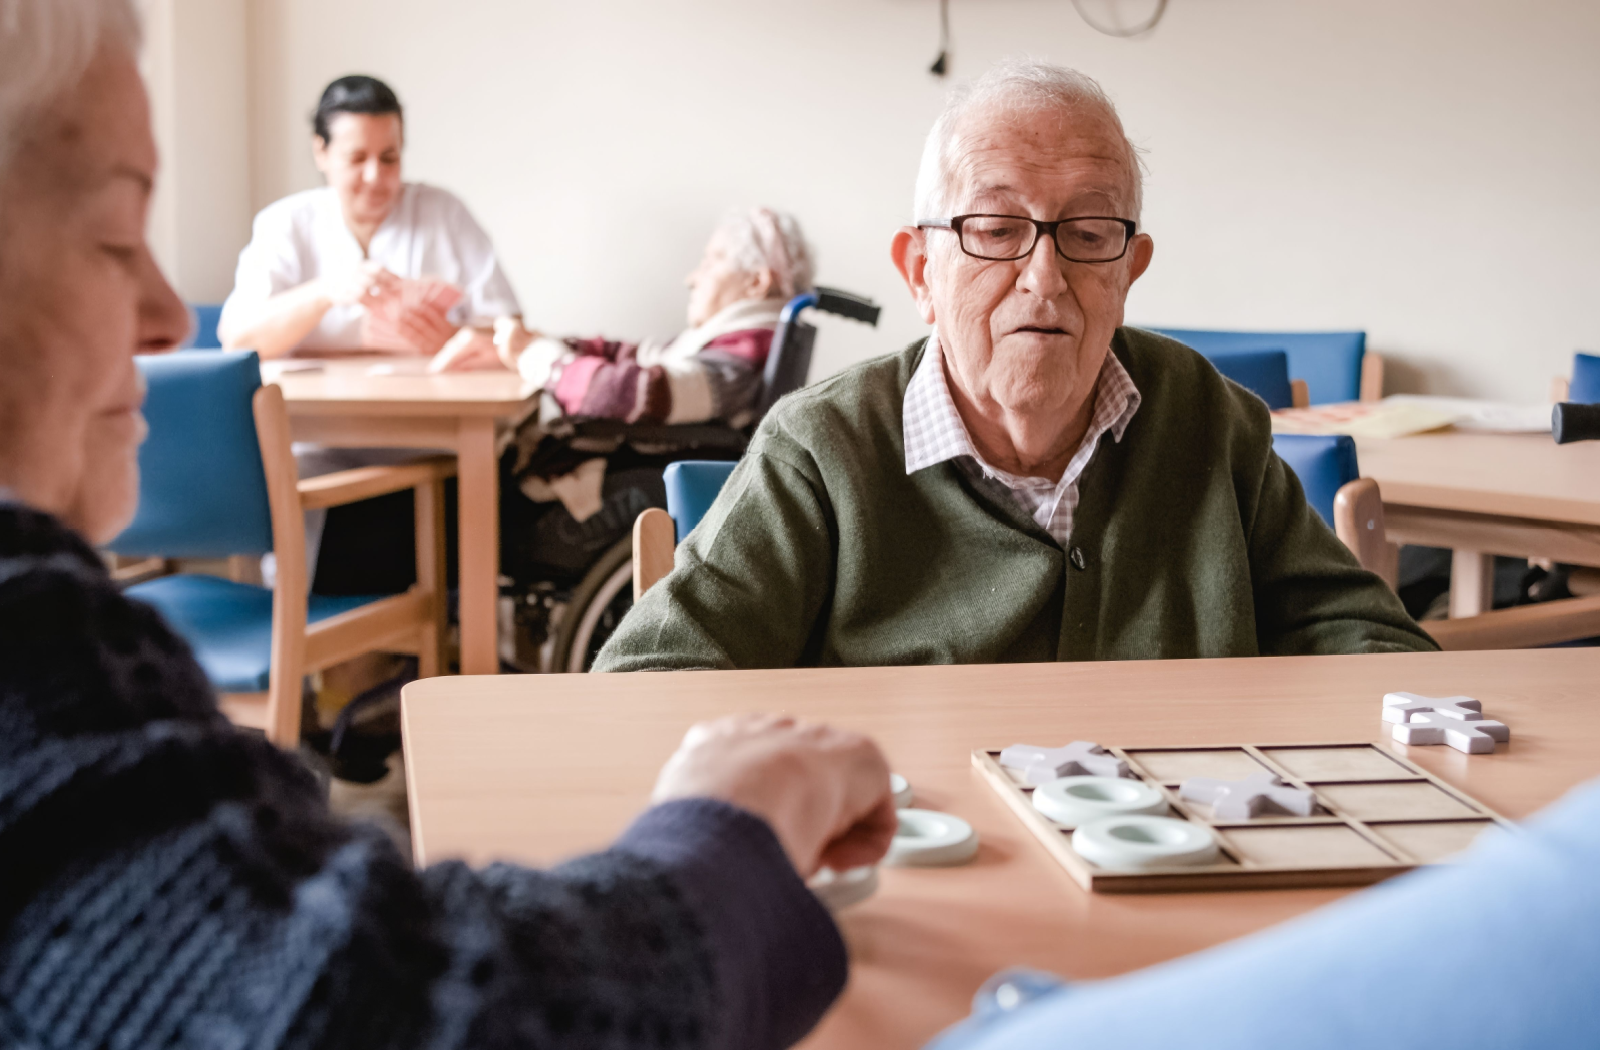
left=902, top=331, right=1141, bottom=547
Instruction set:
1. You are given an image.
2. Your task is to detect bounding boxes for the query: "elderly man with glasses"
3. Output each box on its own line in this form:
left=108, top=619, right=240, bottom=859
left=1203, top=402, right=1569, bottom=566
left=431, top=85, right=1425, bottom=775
left=597, top=60, right=1435, bottom=672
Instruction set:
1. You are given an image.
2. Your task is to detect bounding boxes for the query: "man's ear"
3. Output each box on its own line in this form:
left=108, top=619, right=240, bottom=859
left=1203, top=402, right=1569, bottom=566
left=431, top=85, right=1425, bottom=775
left=311, top=135, right=331, bottom=175
left=891, top=227, right=937, bottom=324
left=1126, top=233, right=1155, bottom=285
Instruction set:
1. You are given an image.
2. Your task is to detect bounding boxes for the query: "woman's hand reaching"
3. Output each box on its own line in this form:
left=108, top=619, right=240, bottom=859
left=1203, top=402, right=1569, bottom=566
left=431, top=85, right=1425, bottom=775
left=652, top=714, right=898, bottom=877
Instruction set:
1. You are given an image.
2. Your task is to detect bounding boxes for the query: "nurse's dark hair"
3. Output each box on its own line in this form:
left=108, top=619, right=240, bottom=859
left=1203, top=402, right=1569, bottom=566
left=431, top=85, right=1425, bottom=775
left=312, top=75, right=403, bottom=144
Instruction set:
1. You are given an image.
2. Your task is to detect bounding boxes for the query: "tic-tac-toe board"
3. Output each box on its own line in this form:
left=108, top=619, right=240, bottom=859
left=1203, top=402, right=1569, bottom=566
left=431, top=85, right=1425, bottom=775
left=973, top=743, right=1515, bottom=893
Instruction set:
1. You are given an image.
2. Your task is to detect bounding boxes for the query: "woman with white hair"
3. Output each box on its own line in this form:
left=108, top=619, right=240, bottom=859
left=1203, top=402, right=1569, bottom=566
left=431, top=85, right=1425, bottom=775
left=450, top=207, right=813, bottom=428
left=0, top=3, right=895, bottom=1046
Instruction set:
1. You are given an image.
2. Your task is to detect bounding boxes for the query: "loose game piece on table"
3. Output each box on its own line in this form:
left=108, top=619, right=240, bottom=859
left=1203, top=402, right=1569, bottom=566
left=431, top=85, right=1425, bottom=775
left=885, top=808, right=979, bottom=867
left=1071, top=815, right=1220, bottom=871
left=999, top=741, right=1131, bottom=785
left=1383, top=692, right=1484, bottom=723
left=890, top=772, right=914, bottom=809
left=1392, top=711, right=1510, bottom=754
left=1178, top=771, right=1317, bottom=819
left=1032, top=775, right=1168, bottom=828
left=808, top=865, right=878, bottom=911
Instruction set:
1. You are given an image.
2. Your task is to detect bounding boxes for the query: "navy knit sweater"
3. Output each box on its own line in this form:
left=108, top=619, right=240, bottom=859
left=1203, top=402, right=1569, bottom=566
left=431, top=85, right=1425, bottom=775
left=0, top=503, right=847, bottom=1049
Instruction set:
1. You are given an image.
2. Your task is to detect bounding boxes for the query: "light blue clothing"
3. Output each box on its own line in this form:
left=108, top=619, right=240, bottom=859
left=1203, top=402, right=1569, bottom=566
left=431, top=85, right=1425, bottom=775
left=930, top=777, right=1600, bottom=1050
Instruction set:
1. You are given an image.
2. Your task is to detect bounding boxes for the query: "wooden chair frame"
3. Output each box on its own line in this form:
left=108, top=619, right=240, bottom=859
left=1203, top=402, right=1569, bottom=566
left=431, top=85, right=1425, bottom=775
left=632, top=507, right=676, bottom=600
left=218, top=384, right=453, bottom=746
left=1333, top=476, right=1600, bottom=650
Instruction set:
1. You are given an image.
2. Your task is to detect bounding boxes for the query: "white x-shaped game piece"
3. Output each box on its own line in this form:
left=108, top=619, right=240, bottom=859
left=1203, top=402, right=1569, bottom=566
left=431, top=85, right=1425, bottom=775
left=998, top=741, right=1131, bottom=786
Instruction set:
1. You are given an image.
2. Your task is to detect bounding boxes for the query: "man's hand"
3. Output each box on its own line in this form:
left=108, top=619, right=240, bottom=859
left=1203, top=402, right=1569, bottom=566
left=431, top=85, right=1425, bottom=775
left=653, top=714, right=898, bottom=877
left=395, top=300, right=458, bottom=357
left=322, top=260, right=400, bottom=308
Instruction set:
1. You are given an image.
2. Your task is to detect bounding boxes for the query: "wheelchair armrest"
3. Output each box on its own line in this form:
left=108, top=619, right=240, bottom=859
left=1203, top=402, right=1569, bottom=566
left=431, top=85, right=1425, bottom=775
left=298, top=455, right=457, bottom=510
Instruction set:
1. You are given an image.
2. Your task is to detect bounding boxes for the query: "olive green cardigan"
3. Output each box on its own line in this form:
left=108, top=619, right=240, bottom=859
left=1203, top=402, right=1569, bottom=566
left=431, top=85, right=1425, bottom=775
left=595, top=329, right=1436, bottom=670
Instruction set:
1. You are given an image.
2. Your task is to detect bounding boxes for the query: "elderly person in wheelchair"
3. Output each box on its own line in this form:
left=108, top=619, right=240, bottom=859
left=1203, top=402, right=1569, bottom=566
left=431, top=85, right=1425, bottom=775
left=485, top=208, right=819, bottom=671
left=439, top=206, right=813, bottom=428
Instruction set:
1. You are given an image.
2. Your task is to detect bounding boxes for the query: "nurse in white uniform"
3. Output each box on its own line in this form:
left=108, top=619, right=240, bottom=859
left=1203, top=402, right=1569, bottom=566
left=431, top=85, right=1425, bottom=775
left=219, top=75, right=520, bottom=364
left=222, top=75, right=523, bottom=586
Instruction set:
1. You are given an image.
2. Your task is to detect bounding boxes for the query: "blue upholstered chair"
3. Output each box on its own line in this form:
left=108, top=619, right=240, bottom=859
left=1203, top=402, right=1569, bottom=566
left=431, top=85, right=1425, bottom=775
left=663, top=460, right=739, bottom=541
left=1572, top=352, right=1600, bottom=404
left=108, top=350, right=452, bottom=745
left=1211, top=350, right=1296, bottom=411
left=630, top=459, right=739, bottom=598
left=1152, top=328, right=1376, bottom=405
left=1271, top=434, right=1358, bottom=526
left=182, top=303, right=224, bottom=349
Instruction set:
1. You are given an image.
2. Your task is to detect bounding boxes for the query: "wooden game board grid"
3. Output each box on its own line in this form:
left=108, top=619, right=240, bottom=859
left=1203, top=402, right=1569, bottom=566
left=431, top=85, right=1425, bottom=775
left=973, top=742, right=1515, bottom=894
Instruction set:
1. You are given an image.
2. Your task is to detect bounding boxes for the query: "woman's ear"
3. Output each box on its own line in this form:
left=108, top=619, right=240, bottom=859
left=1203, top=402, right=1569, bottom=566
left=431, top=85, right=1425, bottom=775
left=311, top=135, right=331, bottom=174
left=753, top=267, right=778, bottom=300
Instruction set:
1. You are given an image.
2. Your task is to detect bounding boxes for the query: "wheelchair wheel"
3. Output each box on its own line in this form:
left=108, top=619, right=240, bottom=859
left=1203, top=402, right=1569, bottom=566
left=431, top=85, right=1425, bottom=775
left=549, top=535, right=635, bottom=672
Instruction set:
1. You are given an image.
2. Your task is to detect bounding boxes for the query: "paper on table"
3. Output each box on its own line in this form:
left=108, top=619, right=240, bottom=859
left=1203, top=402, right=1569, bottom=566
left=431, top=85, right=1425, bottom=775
left=362, top=278, right=463, bottom=352
left=1381, top=395, right=1552, bottom=433
left=1270, top=400, right=1461, bottom=439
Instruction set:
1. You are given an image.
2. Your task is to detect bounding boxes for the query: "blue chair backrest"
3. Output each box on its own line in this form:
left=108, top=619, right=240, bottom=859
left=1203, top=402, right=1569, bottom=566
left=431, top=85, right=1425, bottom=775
left=1208, top=350, right=1293, bottom=410
left=109, top=350, right=275, bottom=558
left=663, top=460, right=737, bottom=543
left=1272, top=434, right=1359, bottom=527
left=1153, top=328, right=1366, bottom=405
left=183, top=303, right=224, bottom=349
left=1573, top=352, right=1600, bottom=404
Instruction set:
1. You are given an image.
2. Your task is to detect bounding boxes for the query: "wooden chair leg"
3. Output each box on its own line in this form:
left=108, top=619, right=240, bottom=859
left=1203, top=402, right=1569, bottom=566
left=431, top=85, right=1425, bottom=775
left=414, top=477, right=448, bottom=678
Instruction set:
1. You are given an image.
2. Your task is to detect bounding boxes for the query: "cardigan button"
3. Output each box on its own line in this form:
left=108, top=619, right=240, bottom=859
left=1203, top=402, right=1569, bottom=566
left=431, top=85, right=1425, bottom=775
left=1069, top=547, right=1087, bottom=570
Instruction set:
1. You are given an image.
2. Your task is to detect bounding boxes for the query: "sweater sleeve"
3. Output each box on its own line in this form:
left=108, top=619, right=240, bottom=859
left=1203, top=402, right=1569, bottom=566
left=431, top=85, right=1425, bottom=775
left=0, top=505, right=844, bottom=1050
left=593, top=446, right=836, bottom=671
left=1246, top=449, right=1439, bottom=655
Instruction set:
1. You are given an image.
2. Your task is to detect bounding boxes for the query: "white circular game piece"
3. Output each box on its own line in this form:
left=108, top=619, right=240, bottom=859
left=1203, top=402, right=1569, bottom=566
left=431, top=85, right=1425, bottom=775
left=890, top=772, right=914, bottom=809
left=1032, top=775, right=1168, bottom=828
left=885, top=808, right=979, bottom=867
left=1071, top=815, right=1219, bottom=871
left=809, top=865, right=879, bottom=911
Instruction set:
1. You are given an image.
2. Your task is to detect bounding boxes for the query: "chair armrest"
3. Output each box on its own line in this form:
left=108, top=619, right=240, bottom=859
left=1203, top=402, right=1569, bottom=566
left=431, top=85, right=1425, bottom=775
left=1425, top=593, right=1600, bottom=650
left=1290, top=378, right=1310, bottom=409
left=632, top=507, right=676, bottom=601
left=1332, top=477, right=1398, bottom=589
left=298, top=455, right=457, bottom=510
left=1552, top=376, right=1571, bottom=404
left=109, top=555, right=172, bottom=586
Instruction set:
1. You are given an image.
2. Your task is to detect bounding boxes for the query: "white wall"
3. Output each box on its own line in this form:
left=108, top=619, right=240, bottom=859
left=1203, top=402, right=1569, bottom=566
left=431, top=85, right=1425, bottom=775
left=143, top=0, right=253, bottom=304
left=167, top=0, right=1600, bottom=399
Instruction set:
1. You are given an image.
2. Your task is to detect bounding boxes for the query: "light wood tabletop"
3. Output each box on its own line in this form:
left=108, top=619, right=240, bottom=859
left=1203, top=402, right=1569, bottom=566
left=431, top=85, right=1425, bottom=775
left=1356, top=430, right=1600, bottom=617
left=268, top=360, right=538, bottom=675
left=401, top=648, right=1600, bottom=1049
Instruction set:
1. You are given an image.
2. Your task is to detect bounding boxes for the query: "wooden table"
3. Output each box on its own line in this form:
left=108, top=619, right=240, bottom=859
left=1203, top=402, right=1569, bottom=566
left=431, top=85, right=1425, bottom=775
left=271, top=362, right=537, bottom=675
left=401, top=648, right=1600, bottom=1048
left=1356, top=430, right=1600, bottom=617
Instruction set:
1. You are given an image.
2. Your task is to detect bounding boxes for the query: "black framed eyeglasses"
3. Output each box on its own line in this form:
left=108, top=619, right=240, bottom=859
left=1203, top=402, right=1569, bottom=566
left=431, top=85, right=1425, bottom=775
left=917, top=214, right=1137, bottom=263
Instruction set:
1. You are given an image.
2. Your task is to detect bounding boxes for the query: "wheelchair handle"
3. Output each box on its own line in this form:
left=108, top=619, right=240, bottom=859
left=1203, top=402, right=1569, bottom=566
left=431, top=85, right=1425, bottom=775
left=1553, top=402, right=1600, bottom=444
left=780, top=287, right=882, bottom=328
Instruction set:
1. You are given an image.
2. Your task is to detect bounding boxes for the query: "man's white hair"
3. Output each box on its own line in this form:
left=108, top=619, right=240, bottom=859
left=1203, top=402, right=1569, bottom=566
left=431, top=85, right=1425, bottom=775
left=913, top=57, right=1144, bottom=223
left=0, top=0, right=141, bottom=179
left=716, top=207, right=816, bottom=300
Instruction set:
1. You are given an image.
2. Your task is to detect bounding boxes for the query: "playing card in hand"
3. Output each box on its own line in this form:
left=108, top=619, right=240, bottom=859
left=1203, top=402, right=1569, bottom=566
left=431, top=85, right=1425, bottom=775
left=362, top=277, right=463, bottom=352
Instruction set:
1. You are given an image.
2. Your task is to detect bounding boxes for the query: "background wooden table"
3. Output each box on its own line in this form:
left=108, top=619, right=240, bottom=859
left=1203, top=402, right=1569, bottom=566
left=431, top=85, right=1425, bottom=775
left=402, top=648, right=1600, bottom=1049
left=1357, top=430, right=1600, bottom=616
left=272, top=362, right=537, bottom=675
